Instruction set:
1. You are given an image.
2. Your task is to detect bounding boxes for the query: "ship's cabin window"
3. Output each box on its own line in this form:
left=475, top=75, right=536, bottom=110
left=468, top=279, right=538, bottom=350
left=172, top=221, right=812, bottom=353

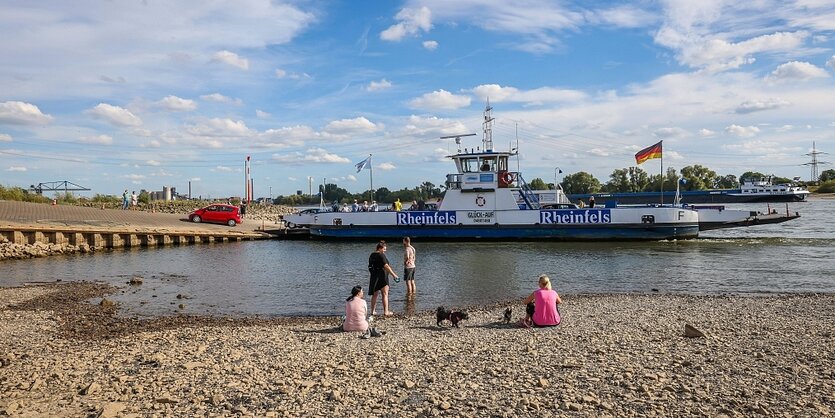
left=480, top=157, right=497, bottom=172
left=459, top=157, right=477, bottom=173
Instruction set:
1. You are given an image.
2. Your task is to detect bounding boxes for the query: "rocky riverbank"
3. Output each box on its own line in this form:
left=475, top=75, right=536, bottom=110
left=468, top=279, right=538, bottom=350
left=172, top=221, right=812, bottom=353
left=1, top=283, right=833, bottom=417
left=0, top=235, right=96, bottom=261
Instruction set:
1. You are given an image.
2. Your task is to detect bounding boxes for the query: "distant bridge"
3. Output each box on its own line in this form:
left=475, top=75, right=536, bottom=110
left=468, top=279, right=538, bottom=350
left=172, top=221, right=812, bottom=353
left=29, top=181, right=91, bottom=195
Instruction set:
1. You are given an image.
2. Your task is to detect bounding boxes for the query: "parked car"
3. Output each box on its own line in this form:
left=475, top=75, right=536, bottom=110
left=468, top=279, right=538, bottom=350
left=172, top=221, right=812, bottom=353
left=189, top=204, right=242, bottom=226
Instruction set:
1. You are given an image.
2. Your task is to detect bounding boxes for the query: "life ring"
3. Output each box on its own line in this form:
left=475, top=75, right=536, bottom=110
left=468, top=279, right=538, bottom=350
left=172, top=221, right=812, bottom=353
left=499, top=171, right=515, bottom=186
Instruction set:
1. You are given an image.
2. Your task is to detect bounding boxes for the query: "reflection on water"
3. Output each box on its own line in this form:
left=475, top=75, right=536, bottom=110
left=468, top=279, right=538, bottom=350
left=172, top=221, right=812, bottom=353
left=1, top=200, right=834, bottom=317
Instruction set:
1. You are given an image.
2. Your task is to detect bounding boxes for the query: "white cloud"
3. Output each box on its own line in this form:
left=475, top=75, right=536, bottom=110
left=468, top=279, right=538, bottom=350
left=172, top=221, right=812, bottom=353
left=381, top=7, right=432, bottom=41
left=423, top=40, right=438, bottom=50
left=699, top=128, right=716, bottom=137
left=378, top=162, right=396, bottom=170
left=587, top=5, right=656, bottom=28
left=200, top=93, right=243, bottom=105
left=409, top=90, right=471, bottom=110
left=146, top=160, right=161, bottom=166
left=158, top=95, right=197, bottom=112
left=275, top=69, right=287, bottom=78
left=776, top=125, right=794, bottom=132
left=653, top=127, right=688, bottom=139
left=258, top=125, right=317, bottom=148
left=187, top=118, right=253, bottom=138
left=471, top=84, right=587, bottom=104
left=828, top=55, right=835, bottom=69
left=766, top=61, right=829, bottom=81
left=367, top=79, right=392, bottom=92
left=212, top=166, right=234, bottom=172
left=345, top=175, right=357, bottom=182
left=0, top=101, right=54, bottom=125
left=735, top=98, right=791, bottom=114
left=85, top=103, right=142, bottom=127
left=0, top=133, right=11, bottom=142
left=725, top=124, right=760, bottom=137
left=123, top=174, right=146, bottom=180
left=588, top=148, right=610, bottom=157
left=275, top=68, right=311, bottom=80
left=271, top=148, right=351, bottom=164
left=6, top=166, right=27, bottom=172
left=256, top=110, right=271, bottom=119
left=323, top=117, right=381, bottom=136
left=402, top=115, right=468, bottom=137
left=79, top=134, right=113, bottom=145
left=212, top=50, right=249, bottom=70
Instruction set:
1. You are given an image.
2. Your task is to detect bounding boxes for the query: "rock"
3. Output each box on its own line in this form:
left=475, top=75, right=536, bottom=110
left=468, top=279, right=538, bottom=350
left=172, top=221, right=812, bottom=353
left=129, top=277, right=144, bottom=285
left=100, top=298, right=115, bottom=308
left=182, top=361, right=204, bottom=370
left=155, top=397, right=179, bottom=404
left=403, top=379, right=416, bottom=389
left=538, top=377, right=550, bottom=388
left=684, top=324, right=705, bottom=338
left=328, top=390, right=342, bottom=401
left=209, top=394, right=225, bottom=406
left=80, top=382, right=101, bottom=395
left=98, top=402, right=126, bottom=418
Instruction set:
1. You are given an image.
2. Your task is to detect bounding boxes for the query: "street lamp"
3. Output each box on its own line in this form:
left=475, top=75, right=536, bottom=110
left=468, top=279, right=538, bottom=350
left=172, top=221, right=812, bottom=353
left=554, top=167, right=562, bottom=203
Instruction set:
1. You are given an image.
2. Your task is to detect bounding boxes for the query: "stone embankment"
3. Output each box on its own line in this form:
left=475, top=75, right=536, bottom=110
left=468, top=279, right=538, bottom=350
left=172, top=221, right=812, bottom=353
left=1, top=283, right=833, bottom=417
left=77, top=201, right=298, bottom=224
left=0, top=235, right=95, bottom=261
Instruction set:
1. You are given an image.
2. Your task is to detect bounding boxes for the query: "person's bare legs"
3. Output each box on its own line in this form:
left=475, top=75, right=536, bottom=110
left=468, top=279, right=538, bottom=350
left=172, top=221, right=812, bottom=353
left=370, top=291, right=379, bottom=315
left=407, top=280, right=416, bottom=294
left=382, top=285, right=393, bottom=316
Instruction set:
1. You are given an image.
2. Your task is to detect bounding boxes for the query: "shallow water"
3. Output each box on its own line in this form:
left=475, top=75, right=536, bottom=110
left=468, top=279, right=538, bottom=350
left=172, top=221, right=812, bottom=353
left=2, top=200, right=833, bottom=317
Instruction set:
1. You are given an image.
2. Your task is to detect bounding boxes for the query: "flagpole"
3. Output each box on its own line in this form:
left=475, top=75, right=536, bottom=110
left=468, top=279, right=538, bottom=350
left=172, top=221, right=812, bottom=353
left=660, top=141, right=664, bottom=205
left=369, top=154, right=374, bottom=199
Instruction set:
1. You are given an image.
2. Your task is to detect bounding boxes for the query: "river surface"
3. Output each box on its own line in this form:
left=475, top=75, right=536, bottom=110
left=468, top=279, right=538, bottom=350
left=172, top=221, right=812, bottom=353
left=2, top=199, right=834, bottom=317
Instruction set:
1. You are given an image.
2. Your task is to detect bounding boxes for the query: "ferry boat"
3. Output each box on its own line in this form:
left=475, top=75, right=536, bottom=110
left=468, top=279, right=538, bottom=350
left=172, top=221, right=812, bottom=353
left=283, top=105, right=703, bottom=241
left=568, top=177, right=810, bottom=205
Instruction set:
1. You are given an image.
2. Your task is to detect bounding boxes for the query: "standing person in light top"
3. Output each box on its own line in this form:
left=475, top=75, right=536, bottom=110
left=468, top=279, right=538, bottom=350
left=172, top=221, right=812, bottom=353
left=393, top=198, right=402, bottom=211
left=342, top=285, right=369, bottom=333
left=130, top=191, right=138, bottom=209
left=368, top=241, right=398, bottom=317
left=403, top=237, right=416, bottom=295
left=521, top=274, right=562, bottom=328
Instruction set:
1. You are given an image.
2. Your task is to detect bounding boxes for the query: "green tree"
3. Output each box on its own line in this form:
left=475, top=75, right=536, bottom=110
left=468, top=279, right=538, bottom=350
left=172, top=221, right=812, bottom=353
left=561, top=172, right=602, bottom=194
left=680, top=164, right=718, bottom=190
left=714, top=174, right=739, bottom=189
left=645, top=167, right=679, bottom=192
left=527, top=177, right=549, bottom=190
left=740, top=171, right=767, bottom=183
left=603, top=167, right=648, bottom=192
left=820, top=169, right=835, bottom=183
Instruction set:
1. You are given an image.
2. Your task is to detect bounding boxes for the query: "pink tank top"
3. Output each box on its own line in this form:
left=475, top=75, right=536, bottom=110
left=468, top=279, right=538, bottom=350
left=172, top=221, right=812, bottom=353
left=533, top=289, right=560, bottom=326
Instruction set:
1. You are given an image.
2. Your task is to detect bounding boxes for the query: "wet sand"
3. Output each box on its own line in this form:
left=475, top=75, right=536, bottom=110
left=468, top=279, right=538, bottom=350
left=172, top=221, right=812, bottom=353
left=1, top=283, right=833, bottom=417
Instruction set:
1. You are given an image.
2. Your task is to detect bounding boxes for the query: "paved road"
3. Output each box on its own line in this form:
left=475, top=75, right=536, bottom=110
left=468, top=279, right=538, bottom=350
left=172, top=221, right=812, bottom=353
left=0, top=201, right=260, bottom=236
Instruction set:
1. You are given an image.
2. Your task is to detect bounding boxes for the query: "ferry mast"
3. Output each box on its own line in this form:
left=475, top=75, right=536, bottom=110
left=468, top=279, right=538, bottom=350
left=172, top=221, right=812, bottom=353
left=482, top=101, right=494, bottom=152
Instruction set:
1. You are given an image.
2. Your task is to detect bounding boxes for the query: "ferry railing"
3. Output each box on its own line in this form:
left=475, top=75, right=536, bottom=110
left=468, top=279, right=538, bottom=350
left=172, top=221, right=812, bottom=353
left=515, top=173, right=541, bottom=210
left=445, top=174, right=462, bottom=190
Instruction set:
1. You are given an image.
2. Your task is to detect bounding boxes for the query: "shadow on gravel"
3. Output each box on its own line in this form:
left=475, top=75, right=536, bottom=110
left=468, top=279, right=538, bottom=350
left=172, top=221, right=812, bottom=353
left=294, top=326, right=343, bottom=335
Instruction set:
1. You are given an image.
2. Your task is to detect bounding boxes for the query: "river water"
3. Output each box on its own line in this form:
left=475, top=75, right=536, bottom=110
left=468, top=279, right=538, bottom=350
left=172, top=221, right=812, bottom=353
left=2, top=200, right=833, bottom=317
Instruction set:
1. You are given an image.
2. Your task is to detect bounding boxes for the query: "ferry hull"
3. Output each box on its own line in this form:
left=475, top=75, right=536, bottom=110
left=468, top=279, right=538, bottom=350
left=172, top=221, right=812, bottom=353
left=309, top=223, right=699, bottom=241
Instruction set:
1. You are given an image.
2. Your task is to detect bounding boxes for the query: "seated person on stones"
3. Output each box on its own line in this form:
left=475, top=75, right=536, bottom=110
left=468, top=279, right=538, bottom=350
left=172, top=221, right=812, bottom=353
left=521, top=274, right=562, bottom=328
left=342, top=285, right=369, bottom=333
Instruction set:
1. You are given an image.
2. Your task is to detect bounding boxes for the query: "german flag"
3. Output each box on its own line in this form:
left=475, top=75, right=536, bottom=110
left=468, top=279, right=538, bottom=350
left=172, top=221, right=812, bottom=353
left=635, top=141, right=662, bottom=165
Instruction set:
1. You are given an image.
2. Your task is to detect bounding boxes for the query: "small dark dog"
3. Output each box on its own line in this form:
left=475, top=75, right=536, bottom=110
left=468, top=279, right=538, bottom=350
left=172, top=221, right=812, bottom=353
left=502, top=307, right=513, bottom=324
left=436, top=306, right=469, bottom=328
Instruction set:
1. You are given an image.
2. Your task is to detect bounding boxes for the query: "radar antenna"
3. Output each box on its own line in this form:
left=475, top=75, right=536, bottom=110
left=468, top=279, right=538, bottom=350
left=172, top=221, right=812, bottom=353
left=440, top=133, right=476, bottom=153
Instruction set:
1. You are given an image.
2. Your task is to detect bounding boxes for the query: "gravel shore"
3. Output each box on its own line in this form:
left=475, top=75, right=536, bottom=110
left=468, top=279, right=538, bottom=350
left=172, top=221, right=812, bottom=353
left=1, top=283, right=833, bottom=417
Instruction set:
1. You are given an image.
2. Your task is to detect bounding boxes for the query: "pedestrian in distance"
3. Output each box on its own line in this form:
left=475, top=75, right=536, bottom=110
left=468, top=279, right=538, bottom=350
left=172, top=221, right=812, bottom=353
left=403, top=236, right=416, bottom=295
left=122, top=190, right=129, bottom=210
left=368, top=241, right=398, bottom=317
left=130, top=191, right=138, bottom=209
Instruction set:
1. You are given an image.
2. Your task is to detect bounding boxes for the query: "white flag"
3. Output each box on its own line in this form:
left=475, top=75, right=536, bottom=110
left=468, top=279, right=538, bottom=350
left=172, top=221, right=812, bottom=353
left=355, top=155, right=371, bottom=173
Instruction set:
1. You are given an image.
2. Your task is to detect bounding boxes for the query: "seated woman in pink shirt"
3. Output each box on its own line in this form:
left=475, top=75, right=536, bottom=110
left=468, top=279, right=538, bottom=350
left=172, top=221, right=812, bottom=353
left=343, top=285, right=369, bottom=332
left=522, top=274, right=562, bottom=327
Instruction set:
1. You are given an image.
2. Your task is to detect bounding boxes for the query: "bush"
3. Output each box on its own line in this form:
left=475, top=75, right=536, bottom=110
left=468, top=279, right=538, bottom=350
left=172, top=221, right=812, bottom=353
left=0, top=185, right=50, bottom=203
left=815, top=180, right=835, bottom=193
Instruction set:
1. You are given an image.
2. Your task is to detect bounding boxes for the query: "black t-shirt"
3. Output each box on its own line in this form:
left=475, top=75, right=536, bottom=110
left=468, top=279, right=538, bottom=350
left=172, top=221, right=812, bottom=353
left=368, top=252, right=389, bottom=274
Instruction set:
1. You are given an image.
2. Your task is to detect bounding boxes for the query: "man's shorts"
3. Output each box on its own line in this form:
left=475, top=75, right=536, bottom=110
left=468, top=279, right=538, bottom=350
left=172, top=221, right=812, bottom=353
left=403, top=267, right=415, bottom=281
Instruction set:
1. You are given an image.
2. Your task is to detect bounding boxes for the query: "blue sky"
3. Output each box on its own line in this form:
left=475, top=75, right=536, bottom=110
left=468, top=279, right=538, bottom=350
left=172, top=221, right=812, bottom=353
left=2, top=0, right=835, bottom=199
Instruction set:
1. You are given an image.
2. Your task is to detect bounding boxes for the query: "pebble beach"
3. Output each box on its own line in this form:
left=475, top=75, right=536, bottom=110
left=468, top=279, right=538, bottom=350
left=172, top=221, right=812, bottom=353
left=1, top=282, right=833, bottom=417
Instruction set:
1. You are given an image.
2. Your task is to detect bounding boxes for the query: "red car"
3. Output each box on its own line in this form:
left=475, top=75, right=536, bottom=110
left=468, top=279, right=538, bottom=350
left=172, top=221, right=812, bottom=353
left=189, top=204, right=242, bottom=227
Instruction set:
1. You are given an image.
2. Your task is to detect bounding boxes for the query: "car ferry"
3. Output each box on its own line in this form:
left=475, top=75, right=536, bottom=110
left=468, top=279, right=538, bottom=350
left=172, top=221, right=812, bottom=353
left=283, top=106, right=702, bottom=241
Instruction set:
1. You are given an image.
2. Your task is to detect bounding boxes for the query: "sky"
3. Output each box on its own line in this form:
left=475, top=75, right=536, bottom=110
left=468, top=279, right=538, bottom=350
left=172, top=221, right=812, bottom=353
left=2, top=0, right=835, bottom=199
